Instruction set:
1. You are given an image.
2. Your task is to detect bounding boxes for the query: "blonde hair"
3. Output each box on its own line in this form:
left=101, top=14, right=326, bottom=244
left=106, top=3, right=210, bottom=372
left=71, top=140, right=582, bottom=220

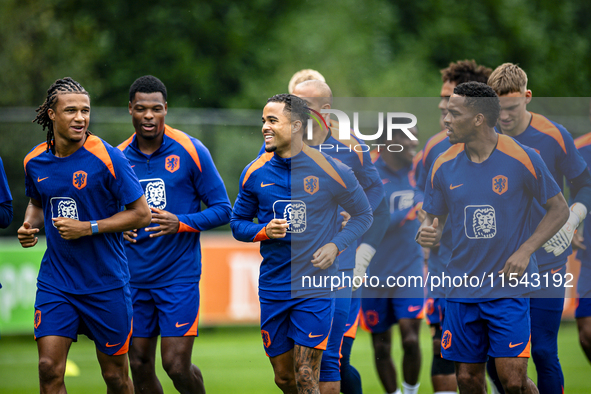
left=288, top=69, right=326, bottom=94
left=488, top=63, right=528, bottom=96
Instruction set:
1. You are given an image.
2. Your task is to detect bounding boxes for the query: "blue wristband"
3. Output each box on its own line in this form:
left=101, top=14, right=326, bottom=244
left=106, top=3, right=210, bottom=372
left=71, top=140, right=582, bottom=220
left=90, top=220, right=99, bottom=235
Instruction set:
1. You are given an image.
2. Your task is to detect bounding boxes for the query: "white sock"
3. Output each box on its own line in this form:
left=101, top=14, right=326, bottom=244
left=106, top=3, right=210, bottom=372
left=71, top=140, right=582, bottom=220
left=434, top=392, right=457, bottom=394
left=387, top=389, right=401, bottom=394
left=402, top=381, right=420, bottom=394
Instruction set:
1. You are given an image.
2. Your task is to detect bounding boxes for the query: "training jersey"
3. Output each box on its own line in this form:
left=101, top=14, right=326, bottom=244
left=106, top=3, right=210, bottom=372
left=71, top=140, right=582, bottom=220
left=574, top=133, right=591, bottom=298
left=24, top=135, right=144, bottom=294
left=369, top=155, right=422, bottom=282
left=231, top=144, right=373, bottom=297
left=118, top=125, right=232, bottom=288
left=423, top=134, right=561, bottom=301
left=497, top=112, right=587, bottom=270
left=260, top=127, right=386, bottom=270
left=0, top=157, right=11, bottom=204
left=416, top=130, right=453, bottom=297
left=310, top=128, right=385, bottom=269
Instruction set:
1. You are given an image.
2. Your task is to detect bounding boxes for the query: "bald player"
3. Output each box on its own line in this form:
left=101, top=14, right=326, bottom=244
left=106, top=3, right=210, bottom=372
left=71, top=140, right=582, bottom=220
left=293, top=79, right=389, bottom=394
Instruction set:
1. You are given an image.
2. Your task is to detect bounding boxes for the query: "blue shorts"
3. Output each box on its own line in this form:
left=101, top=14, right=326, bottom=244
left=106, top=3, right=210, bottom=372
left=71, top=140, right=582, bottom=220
left=259, top=290, right=334, bottom=358
left=361, top=297, right=424, bottom=334
left=425, top=297, right=446, bottom=326
left=131, top=283, right=200, bottom=338
left=34, top=282, right=133, bottom=356
left=442, top=299, right=531, bottom=363
left=344, top=296, right=361, bottom=339
left=321, top=287, right=351, bottom=382
left=576, top=297, right=591, bottom=318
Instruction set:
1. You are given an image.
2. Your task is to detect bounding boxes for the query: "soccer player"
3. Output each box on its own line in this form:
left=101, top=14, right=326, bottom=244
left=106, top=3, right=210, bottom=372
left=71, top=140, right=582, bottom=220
left=415, top=59, right=492, bottom=394
left=118, top=75, right=232, bottom=394
left=291, top=78, right=389, bottom=394
left=574, top=124, right=591, bottom=364
left=418, top=81, right=569, bottom=394
left=231, top=94, right=373, bottom=394
left=486, top=63, right=591, bottom=394
left=0, top=156, right=13, bottom=229
left=17, top=77, right=151, bottom=394
left=362, top=126, right=423, bottom=394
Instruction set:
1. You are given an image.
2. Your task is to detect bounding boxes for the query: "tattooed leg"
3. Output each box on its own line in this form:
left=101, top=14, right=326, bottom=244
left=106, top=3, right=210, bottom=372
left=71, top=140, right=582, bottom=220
left=270, top=349, right=298, bottom=394
left=294, top=345, right=323, bottom=394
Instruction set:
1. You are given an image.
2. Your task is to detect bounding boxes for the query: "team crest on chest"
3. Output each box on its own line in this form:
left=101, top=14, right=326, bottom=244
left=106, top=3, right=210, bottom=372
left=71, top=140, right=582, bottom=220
left=304, top=176, right=319, bottom=195
left=464, top=205, right=497, bottom=239
left=140, top=178, right=167, bottom=209
left=492, top=175, right=508, bottom=195
left=273, top=200, right=307, bottom=233
left=73, top=171, right=87, bottom=190
left=50, top=197, right=79, bottom=227
left=165, top=155, right=180, bottom=173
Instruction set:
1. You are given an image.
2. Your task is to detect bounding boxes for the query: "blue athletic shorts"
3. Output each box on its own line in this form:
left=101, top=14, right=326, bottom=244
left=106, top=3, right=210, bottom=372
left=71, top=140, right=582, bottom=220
left=259, top=289, right=334, bottom=358
left=576, top=297, right=591, bottom=318
left=131, top=282, right=200, bottom=338
left=425, top=297, right=446, bottom=326
left=361, top=297, right=424, bottom=334
left=34, top=282, right=133, bottom=356
left=442, top=298, right=531, bottom=363
left=344, top=296, right=361, bottom=339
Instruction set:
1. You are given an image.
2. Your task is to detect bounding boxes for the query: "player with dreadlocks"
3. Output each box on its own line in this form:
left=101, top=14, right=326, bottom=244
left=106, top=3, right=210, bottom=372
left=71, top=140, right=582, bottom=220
left=18, top=77, right=151, bottom=394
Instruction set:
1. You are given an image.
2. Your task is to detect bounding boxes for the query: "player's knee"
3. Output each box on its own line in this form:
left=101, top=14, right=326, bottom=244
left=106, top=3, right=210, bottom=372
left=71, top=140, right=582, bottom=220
left=163, top=359, right=190, bottom=381
left=531, top=343, right=557, bottom=364
left=274, top=369, right=296, bottom=391
left=38, top=357, right=65, bottom=384
left=401, top=334, right=419, bottom=354
left=501, top=377, right=528, bottom=394
left=372, top=337, right=391, bottom=359
left=101, top=368, right=127, bottom=391
left=456, top=370, right=482, bottom=390
left=579, top=324, right=591, bottom=349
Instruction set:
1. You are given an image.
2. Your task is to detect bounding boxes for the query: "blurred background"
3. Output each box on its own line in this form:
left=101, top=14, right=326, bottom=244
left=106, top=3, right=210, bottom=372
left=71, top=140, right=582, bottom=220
left=1, top=0, right=591, bottom=392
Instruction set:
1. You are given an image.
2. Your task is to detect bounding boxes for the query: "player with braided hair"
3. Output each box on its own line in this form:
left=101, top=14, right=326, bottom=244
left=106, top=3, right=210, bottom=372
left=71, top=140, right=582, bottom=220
left=32, top=77, right=90, bottom=153
left=18, top=77, right=151, bottom=394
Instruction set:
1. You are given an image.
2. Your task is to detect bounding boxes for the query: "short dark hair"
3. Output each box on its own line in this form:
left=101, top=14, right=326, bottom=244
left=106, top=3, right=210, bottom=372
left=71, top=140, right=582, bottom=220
left=129, top=75, right=167, bottom=102
left=441, top=60, right=492, bottom=85
left=267, top=94, right=310, bottom=124
left=454, top=82, right=500, bottom=127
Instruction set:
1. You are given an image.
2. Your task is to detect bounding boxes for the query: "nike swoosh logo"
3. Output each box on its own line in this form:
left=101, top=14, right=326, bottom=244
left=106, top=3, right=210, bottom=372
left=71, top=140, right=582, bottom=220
left=449, top=184, right=463, bottom=190
left=176, top=322, right=190, bottom=328
left=308, top=333, right=323, bottom=338
left=337, top=286, right=347, bottom=290
left=551, top=267, right=562, bottom=274
left=131, top=165, right=135, bottom=168
left=408, top=305, right=422, bottom=312
left=509, top=342, right=523, bottom=348
left=37, top=177, right=49, bottom=182
left=105, top=342, right=121, bottom=347
left=261, top=182, right=275, bottom=188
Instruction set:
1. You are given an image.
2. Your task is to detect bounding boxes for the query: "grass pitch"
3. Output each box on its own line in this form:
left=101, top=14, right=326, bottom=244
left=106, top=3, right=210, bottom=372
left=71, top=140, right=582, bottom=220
left=0, top=322, right=589, bottom=393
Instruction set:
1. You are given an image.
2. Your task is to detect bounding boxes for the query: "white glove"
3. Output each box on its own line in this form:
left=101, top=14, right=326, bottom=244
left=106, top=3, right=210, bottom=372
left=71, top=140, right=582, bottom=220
left=353, top=243, right=376, bottom=291
left=543, top=202, right=587, bottom=257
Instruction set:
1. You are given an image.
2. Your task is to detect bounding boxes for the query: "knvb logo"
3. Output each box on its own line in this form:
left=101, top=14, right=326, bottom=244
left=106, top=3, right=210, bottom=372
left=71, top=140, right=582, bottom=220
left=307, top=110, right=418, bottom=153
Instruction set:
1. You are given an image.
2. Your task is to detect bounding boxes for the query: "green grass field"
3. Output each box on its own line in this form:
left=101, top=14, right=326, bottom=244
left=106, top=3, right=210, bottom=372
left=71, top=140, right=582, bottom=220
left=1, top=321, right=589, bottom=393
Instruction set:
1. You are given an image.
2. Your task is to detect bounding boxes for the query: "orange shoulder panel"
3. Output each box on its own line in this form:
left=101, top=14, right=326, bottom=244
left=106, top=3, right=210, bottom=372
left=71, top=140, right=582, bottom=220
left=242, top=152, right=274, bottom=187
left=164, top=125, right=202, bottom=171
left=530, top=112, right=566, bottom=154
left=23, top=143, right=48, bottom=174
left=117, top=134, right=135, bottom=151
left=496, top=134, right=537, bottom=179
left=331, top=133, right=364, bottom=166
left=85, top=135, right=116, bottom=178
left=574, top=132, right=591, bottom=149
left=370, top=149, right=380, bottom=163
left=302, top=145, right=346, bottom=188
left=430, top=144, right=464, bottom=187
left=423, top=130, right=448, bottom=166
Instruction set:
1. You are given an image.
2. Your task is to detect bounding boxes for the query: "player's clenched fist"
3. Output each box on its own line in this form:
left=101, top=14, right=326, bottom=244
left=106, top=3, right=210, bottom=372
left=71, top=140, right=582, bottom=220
left=17, top=221, right=40, bottom=248
left=265, top=218, right=289, bottom=239
left=312, top=242, right=339, bottom=270
left=417, top=217, right=440, bottom=247
left=52, top=217, right=89, bottom=240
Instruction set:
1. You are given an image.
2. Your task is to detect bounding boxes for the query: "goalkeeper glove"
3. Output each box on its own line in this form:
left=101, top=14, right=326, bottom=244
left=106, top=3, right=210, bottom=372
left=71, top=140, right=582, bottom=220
left=542, top=202, right=587, bottom=257
left=353, top=243, right=376, bottom=291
